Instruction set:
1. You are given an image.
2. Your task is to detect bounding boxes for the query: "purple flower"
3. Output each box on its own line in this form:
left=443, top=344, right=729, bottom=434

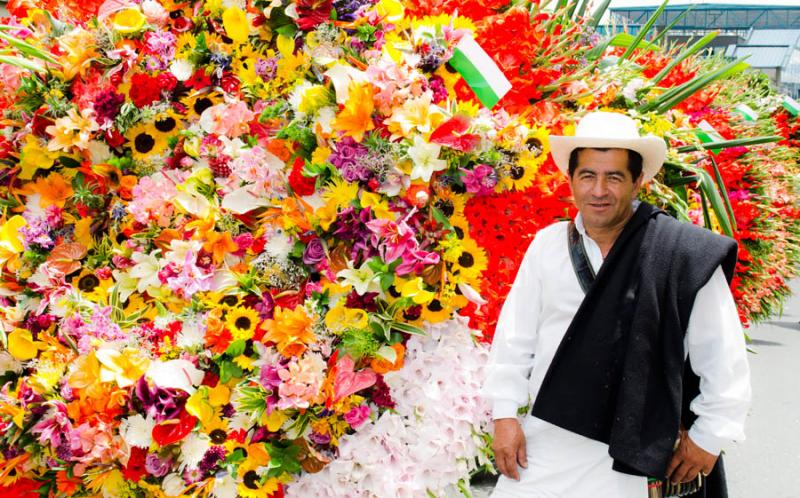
left=461, top=164, right=498, bottom=196
left=134, top=377, right=186, bottom=422
left=302, top=238, right=326, bottom=265
left=309, top=431, right=332, bottom=445
left=256, top=58, right=278, bottom=80
left=198, top=446, right=226, bottom=476
left=93, top=89, right=126, bottom=124
left=145, top=453, right=172, bottom=477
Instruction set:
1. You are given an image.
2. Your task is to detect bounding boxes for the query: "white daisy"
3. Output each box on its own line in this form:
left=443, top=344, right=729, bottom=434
left=119, top=414, right=156, bottom=448
left=179, top=433, right=211, bottom=471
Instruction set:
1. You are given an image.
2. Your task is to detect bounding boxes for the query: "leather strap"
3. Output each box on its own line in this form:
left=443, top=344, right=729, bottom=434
left=567, top=221, right=596, bottom=294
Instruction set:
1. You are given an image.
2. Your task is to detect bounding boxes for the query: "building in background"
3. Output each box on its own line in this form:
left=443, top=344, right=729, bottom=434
left=607, top=1, right=800, bottom=97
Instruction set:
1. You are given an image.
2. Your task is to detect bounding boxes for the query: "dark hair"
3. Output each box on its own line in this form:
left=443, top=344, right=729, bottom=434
left=568, top=147, right=643, bottom=180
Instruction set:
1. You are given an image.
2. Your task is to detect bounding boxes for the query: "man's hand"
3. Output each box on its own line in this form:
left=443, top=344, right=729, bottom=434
left=492, top=418, right=528, bottom=481
left=666, top=430, right=718, bottom=484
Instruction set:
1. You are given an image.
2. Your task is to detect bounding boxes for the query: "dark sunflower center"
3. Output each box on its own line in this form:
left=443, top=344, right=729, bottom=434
left=243, top=470, right=260, bottom=490
left=235, top=316, right=252, bottom=330
left=209, top=429, right=227, bottom=444
left=458, top=252, right=475, bottom=268
left=134, top=133, right=155, bottom=154
left=78, top=274, right=100, bottom=292
left=453, top=226, right=465, bottom=239
left=155, top=117, right=177, bottom=132
left=388, top=286, right=401, bottom=298
left=194, top=97, right=213, bottom=115
left=220, top=295, right=239, bottom=306
left=427, top=299, right=443, bottom=312
left=510, top=166, right=525, bottom=180
left=526, top=137, right=543, bottom=152
left=434, top=199, right=455, bottom=217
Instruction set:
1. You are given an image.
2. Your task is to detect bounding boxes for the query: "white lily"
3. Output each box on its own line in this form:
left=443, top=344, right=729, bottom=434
left=337, top=261, right=382, bottom=295
left=407, top=135, right=447, bottom=182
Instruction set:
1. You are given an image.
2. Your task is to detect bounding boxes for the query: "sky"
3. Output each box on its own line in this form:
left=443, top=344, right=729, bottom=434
left=608, top=0, right=800, bottom=6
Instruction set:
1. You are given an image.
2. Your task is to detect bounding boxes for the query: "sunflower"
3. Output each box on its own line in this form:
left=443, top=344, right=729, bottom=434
left=203, top=416, right=230, bottom=444
left=419, top=297, right=452, bottom=323
left=73, top=269, right=113, bottom=304
left=181, top=91, right=224, bottom=120
left=449, top=213, right=470, bottom=240
left=125, top=122, right=169, bottom=161
left=449, top=237, right=488, bottom=281
left=238, top=474, right=280, bottom=498
left=151, top=110, right=184, bottom=138
left=520, top=126, right=550, bottom=167
left=431, top=189, right=466, bottom=221
left=501, top=160, right=538, bottom=192
left=225, top=306, right=260, bottom=341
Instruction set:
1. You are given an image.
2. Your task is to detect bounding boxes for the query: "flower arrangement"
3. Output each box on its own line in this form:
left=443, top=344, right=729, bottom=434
left=0, top=0, right=797, bottom=496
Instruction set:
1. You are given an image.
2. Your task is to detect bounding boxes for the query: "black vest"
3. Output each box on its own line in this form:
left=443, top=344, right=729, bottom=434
left=530, top=202, right=738, bottom=484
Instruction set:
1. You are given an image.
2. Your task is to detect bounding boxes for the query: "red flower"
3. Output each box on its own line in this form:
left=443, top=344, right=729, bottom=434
left=157, top=72, right=178, bottom=92
left=430, top=115, right=481, bottom=152
left=123, top=446, right=148, bottom=482
left=152, top=409, right=198, bottom=446
left=220, top=73, right=240, bottom=94
left=288, top=156, right=316, bottom=196
left=186, top=69, right=212, bottom=90
left=295, top=0, right=332, bottom=30
left=129, top=73, right=163, bottom=108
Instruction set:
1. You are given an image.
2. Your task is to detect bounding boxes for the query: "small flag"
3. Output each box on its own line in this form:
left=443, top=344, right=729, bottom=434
left=734, top=104, right=758, bottom=122
left=783, top=96, right=800, bottom=117
left=694, top=120, right=724, bottom=154
left=448, top=36, right=512, bottom=109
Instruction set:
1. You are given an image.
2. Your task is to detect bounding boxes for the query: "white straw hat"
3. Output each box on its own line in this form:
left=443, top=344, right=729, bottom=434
left=549, top=111, right=667, bottom=182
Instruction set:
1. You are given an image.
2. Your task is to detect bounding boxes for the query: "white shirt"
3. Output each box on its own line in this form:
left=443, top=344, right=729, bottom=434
left=484, top=214, right=751, bottom=497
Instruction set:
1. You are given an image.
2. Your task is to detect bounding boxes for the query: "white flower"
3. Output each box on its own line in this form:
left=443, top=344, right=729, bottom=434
left=162, top=473, right=187, bottom=496
left=147, top=359, right=204, bottom=394
left=170, top=59, right=194, bottom=81
left=179, top=433, right=211, bottom=471
left=177, top=317, right=206, bottom=348
left=211, top=474, right=239, bottom=498
left=0, top=351, right=22, bottom=375
left=314, top=106, right=336, bottom=136
left=264, top=230, right=293, bottom=261
left=336, top=261, right=381, bottom=295
left=407, top=136, right=447, bottom=182
left=120, top=414, right=155, bottom=448
left=129, top=251, right=162, bottom=294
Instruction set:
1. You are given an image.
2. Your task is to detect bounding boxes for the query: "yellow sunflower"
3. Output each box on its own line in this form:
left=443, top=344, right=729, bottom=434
left=181, top=91, right=224, bottom=120
left=73, top=269, right=114, bottom=304
left=225, top=306, right=260, bottom=341
left=432, top=189, right=466, bottom=221
left=449, top=237, right=488, bottom=281
left=520, top=126, right=550, bottom=167
left=449, top=213, right=470, bottom=240
left=125, top=122, right=169, bottom=162
left=500, top=160, right=538, bottom=192
left=152, top=110, right=184, bottom=138
left=238, top=475, right=280, bottom=498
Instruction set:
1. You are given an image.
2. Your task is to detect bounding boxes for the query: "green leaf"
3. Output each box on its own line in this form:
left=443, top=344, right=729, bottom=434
left=219, top=360, right=244, bottom=383
left=708, top=156, right=737, bottom=232
left=649, top=6, right=696, bottom=47
left=619, top=0, right=669, bottom=64
left=0, top=55, right=44, bottom=72
left=266, top=442, right=302, bottom=478
left=675, top=135, right=782, bottom=153
left=0, top=32, right=59, bottom=64
left=589, top=0, right=612, bottom=30
left=375, top=344, right=398, bottom=363
left=225, top=339, right=247, bottom=357
left=391, top=322, right=426, bottom=336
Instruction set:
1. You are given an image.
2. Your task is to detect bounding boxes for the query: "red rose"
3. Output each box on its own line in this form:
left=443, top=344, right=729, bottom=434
left=129, top=73, right=162, bottom=108
left=288, top=156, right=316, bottom=196
left=219, top=73, right=240, bottom=94
left=105, top=128, right=126, bottom=148
left=152, top=409, right=198, bottom=446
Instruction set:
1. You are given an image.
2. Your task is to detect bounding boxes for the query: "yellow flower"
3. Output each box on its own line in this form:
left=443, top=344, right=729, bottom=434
left=44, top=107, right=99, bottom=153
left=324, top=301, right=369, bottom=333
left=311, top=146, right=331, bottom=164
left=321, top=176, right=359, bottom=209
left=125, top=122, right=169, bottom=162
left=239, top=476, right=280, bottom=498
left=0, top=216, right=27, bottom=268
left=186, top=385, right=226, bottom=427
left=112, top=8, right=147, bottom=34
left=399, top=277, right=435, bottom=305
left=333, top=82, right=375, bottom=142
left=225, top=306, right=260, bottom=341
left=385, top=93, right=444, bottom=138
left=298, top=85, right=332, bottom=116
left=96, top=348, right=150, bottom=388
left=222, top=6, right=250, bottom=44
left=7, top=329, right=43, bottom=361
left=360, top=191, right=394, bottom=220
left=18, top=134, right=59, bottom=180
left=374, top=0, right=405, bottom=23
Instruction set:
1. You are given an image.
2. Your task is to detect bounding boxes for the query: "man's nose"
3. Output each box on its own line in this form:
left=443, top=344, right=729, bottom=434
left=591, top=178, right=608, bottom=197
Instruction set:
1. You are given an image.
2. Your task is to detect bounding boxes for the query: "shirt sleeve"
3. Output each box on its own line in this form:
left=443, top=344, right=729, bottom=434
left=685, top=266, right=752, bottom=455
left=482, top=231, right=544, bottom=420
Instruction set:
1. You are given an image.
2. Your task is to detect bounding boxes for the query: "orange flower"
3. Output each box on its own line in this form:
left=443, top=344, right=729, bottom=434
left=56, top=470, right=82, bottom=495
left=205, top=308, right=232, bottom=354
left=19, top=172, right=74, bottom=208
left=203, top=231, right=239, bottom=264
left=263, top=305, right=316, bottom=357
left=333, top=82, right=375, bottom=142
left=370, top=343, right=405, bottom=374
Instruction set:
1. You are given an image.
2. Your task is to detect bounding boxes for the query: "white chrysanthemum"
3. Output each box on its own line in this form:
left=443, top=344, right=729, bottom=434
left=170, top=59, right=194, bottom=81
left=179, top=433, right=211, bottom=471
left=177, top=317, right=206, bottom=348
left=0, top=351, right=22, bottom=375
left=264, top=230, right=293, bottom=261
left=119, top=414, right=155, bottom=448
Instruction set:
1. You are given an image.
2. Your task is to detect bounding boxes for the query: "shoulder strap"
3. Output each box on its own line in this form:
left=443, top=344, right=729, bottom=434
left=567, top=221, right=596, bottom=294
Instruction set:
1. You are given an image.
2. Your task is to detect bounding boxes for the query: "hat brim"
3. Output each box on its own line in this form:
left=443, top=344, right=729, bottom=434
left=549, top=135, right=667, bottom=183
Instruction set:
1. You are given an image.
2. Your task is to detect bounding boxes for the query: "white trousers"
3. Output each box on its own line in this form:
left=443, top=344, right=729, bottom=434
left=490, top=415, right=647, bottom=498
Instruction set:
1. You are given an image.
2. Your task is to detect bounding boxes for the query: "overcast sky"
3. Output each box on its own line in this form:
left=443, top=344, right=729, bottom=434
left=608, top=0, right=800, bottom=7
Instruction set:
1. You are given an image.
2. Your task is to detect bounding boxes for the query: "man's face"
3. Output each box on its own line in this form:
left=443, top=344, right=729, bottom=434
left=569, top=148, right=642, bottom=234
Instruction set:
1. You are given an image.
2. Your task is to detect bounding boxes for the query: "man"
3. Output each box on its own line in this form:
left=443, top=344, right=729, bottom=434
left=484, top=112, right=751, bottom=497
